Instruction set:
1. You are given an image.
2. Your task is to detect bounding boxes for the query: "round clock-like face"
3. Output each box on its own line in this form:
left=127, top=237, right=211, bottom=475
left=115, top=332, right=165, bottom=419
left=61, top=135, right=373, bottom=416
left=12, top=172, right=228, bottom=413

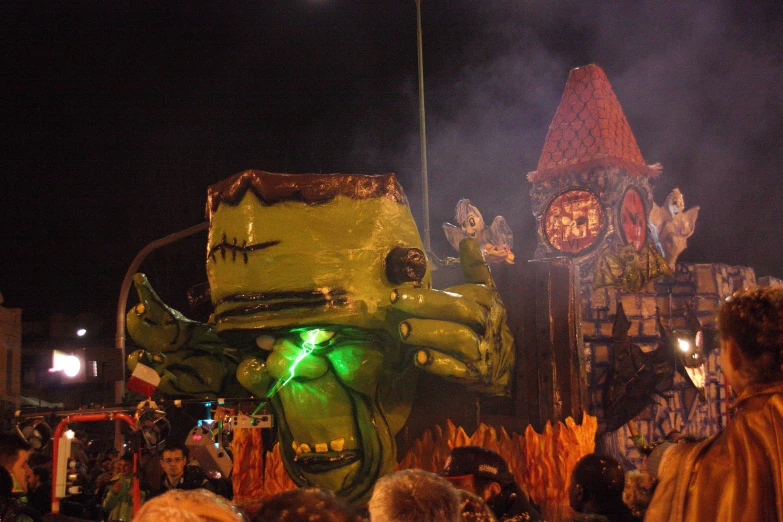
left=619, top=187, right=647, bottom=251
left=543, top=189, right=605, bottom=254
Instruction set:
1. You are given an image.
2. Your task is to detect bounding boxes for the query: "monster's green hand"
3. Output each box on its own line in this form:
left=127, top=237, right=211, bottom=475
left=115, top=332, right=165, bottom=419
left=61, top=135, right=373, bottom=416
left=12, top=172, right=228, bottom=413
left=126, top=273, right=241, bottom=396
left=390, top=238, right=514, bottom=395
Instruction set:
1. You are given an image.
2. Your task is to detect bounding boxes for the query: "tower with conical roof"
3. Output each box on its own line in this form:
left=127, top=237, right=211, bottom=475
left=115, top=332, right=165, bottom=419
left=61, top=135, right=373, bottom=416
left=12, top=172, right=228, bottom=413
left=528, top=64, right=669, bottom=292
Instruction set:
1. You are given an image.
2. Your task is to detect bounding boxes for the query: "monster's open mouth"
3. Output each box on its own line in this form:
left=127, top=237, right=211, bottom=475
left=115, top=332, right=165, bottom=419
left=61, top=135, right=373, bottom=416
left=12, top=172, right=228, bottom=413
left=213, top=290, right=350, bottom=320
left=270, top=375, right=392, bottom=503
left=294, top=451, right=360, bottom=473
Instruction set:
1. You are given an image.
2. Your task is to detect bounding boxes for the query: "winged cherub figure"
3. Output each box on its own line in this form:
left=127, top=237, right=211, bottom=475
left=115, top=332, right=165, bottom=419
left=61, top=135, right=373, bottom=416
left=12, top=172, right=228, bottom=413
left=442, top=199, right=514, bottom=264
left=648, top=188, right=699, bottom=271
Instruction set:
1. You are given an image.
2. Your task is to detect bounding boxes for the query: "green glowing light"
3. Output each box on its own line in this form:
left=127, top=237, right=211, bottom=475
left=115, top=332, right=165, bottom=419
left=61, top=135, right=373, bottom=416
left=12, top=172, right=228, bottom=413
left=266, top=329, right=321, bottom=399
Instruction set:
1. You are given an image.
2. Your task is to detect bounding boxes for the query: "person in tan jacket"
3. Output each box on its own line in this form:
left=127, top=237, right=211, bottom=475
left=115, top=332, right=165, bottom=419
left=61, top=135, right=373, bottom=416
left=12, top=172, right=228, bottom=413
left=644, top=286, right=783, bottom=522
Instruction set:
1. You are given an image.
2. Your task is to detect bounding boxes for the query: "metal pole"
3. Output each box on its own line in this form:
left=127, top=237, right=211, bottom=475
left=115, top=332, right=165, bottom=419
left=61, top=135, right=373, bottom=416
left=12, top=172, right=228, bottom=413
left=115, top=222, right=209, bottom=404
left=416, top=0, right=431, bottom=253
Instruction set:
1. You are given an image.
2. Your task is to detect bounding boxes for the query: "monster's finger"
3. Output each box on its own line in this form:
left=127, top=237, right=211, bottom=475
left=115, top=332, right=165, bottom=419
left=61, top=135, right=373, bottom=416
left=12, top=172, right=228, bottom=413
left=127, top=273, right=195, bottom=352
left=132, top=273, right=166, bottom=316
left=459, top=238, right=493, bottom=286
left=399, top=318, right=481, bottom=363
left=132, top=273, right=193, bottom=326
left=127, top=349, right=145, bottom=372
left=412, top=349, right=478, bottom=383
left=442, top=284, right=495, bottom=308
left=390, top=288, right=487, bottom=331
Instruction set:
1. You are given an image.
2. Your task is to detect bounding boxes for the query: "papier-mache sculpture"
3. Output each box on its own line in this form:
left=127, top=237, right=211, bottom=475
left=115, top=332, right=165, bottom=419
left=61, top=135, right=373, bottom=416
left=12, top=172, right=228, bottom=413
left=442, top=198, right=514, bottom=264
left=648, top=188, right=699, bottom=271
left=125, top=171, right=515, bottom=504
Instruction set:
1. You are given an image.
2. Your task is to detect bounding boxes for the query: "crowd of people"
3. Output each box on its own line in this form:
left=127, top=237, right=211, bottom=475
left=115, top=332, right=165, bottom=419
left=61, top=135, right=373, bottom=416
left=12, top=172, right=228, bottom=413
left=0, top=432, right=231, bottom=521
left=0, top=286, right=780, bottom=521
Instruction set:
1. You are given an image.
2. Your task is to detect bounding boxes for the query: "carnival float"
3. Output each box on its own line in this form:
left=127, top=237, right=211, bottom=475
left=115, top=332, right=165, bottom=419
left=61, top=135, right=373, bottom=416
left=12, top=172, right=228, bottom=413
left=27, top=63, right=779, bottom=522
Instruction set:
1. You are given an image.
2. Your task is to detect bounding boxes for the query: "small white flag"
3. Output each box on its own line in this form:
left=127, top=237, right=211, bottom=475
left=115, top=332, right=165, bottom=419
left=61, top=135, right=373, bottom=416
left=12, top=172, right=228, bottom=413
left=126, top=363, right=161, bottom=397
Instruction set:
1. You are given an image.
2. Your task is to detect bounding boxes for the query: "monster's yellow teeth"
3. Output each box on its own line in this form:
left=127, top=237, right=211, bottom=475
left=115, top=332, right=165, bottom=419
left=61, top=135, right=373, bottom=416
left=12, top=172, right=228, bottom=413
left=293, top=439, right=348, bottom=454
left=256, top=335, right=275, bottom=351
left=329, top=438, right=345, bottom=452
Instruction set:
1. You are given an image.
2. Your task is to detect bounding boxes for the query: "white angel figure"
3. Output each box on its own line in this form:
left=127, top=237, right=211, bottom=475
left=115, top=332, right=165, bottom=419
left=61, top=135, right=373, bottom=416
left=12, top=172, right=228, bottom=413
left=648, top=188, right=699, bottom=271
left=442, top=199, right=514, bottom=264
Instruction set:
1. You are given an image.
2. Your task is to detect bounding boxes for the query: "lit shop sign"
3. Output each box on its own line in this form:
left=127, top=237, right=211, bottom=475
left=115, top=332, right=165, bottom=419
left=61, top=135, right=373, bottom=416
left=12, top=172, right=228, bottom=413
left=49, top=351, right=82, bottom=378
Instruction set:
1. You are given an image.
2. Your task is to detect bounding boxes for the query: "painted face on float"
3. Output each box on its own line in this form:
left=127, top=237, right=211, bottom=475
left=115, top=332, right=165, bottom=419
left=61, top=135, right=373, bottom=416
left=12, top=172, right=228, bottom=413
left=207, top=171, right=429, bottom=503
left=126, top=171, right=514, bottom=505
left=665, top=188, right=685, bottom=216
left=458, top=203, right=485, bottom=239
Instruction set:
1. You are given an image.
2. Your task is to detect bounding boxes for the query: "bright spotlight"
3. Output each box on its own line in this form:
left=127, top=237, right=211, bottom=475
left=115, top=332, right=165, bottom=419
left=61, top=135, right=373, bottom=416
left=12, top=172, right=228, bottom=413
left=76, top=328, right=87, bottom=337
left=65, top=430, right=75, bottom=439
left=677, top=338, right=692, bottom=353
left=50, top=351, right=82, bottom=378
left=62, top=356, right=81, bottom=377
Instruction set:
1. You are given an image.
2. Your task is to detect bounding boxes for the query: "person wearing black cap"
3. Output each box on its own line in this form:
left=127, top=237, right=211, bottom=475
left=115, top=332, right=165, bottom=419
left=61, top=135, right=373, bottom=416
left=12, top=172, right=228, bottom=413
left=441, top=446, right=541, bottom=521
left=567, top=453, right=640, bottom=522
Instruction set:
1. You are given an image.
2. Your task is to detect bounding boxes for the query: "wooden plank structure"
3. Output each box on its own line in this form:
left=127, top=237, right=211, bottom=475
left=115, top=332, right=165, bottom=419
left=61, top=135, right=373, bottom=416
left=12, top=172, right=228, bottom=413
left=401, top=256, right=588, bottom=453
left=483, top=257, right=588, bottom=433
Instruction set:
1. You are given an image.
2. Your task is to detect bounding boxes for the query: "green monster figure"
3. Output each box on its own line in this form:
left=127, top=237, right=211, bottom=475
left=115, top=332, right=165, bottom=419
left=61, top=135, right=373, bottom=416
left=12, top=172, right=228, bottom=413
left=127, top=170, right=514, bottom=504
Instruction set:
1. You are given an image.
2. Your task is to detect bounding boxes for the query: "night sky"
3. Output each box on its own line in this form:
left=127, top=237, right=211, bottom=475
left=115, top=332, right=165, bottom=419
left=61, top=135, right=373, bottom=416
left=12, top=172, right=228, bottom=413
left=2, top=0, right=782, bottom=323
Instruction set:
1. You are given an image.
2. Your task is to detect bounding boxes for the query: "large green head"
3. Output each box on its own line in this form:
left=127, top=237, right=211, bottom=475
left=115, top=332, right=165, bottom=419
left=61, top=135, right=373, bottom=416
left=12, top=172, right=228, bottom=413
left=206, top=171, right=429, bottom=503
left=207, top=170, right=430, bottom=333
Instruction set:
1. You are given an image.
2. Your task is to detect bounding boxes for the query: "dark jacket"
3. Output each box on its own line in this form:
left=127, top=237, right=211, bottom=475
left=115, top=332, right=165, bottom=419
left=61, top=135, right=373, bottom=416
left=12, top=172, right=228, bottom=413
left=1, top=466, right=41, bottom=522
left=568, top=503, right=641, bottom=522
left=26, top=483, right=51, bottom=515
left=148, top=465, right=215, bottom=499
left=459, top=490, right=497, bottom=521
left=0, top=497, right=42, bottom=522
left=571, top=506, right=642, bottom=522
left=487, top=483, right=543, bottom=521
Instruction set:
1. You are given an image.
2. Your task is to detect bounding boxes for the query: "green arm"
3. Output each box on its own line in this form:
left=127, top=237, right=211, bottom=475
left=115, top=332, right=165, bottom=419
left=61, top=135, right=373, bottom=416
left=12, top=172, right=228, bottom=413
left=389, top=238, right=514, bottom=395
left=126, top=273, right=241, bottom=397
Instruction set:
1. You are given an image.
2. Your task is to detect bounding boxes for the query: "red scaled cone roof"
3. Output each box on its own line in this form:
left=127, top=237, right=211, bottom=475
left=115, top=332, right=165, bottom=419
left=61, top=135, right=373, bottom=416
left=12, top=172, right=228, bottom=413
left=528, top=64, right=661, bottom=183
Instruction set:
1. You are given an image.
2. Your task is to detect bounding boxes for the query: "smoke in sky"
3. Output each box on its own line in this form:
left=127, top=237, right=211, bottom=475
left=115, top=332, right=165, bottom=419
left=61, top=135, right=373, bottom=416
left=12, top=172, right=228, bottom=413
left=1, top=0, right=781, bottom=316
left=351, top=0, right=783, bottom=276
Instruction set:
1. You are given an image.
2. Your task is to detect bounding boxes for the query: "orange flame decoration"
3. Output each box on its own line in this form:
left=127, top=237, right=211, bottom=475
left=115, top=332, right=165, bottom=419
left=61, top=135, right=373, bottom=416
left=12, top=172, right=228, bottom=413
left=231, top=413, right=596, bottom=521
left=231, top=424, right=266, bottom=504
left=521, top=415, right=597, bottom=521
left=262, top=440, right=297, bottom=495
left=396, top=413, right=597, bottom=522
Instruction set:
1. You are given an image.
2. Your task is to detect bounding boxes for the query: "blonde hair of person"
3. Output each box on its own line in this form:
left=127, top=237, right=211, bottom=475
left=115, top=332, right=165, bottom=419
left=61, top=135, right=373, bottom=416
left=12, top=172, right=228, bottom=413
left=368, top=469, right=461, bottom=522
left=251, top=487, right=360, bottom=522
left=133, top=488, right=245, bottom=522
